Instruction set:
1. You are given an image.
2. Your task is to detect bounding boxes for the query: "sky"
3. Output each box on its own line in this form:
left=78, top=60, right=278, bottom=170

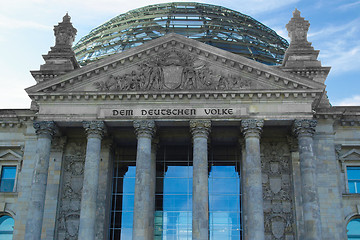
left=0, top=0, right=359, bottom=109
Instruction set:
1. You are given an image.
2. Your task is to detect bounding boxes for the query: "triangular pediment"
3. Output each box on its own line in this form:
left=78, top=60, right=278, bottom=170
left=340, top=149, right=360, bottom=161
left=0, top=149, right=22, bottom=161
left=26, top=33, right=325, bottom=98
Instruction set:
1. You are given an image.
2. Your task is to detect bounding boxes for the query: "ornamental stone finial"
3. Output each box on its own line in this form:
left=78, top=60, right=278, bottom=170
left=190, top=120, right=211, bottom=138
left=241, top=119, right=264, bottom=137
left=83, top=121, right=106, bottom=139
left=292, top=119, right=317, bottom=137
left=286, top=9, right=311, bottom=47
left=54, top=13, right=77, bottom=48
left=33, top=121, right=58, bottom=138
left=133, top=120, right=156, bottom=138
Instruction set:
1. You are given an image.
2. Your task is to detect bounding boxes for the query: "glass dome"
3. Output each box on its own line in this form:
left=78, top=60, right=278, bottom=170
left=73, top=2, right=289, bottom=66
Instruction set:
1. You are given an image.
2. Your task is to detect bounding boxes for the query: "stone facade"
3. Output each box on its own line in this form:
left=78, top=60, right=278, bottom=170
left=0, top=8, right=359, bottom=240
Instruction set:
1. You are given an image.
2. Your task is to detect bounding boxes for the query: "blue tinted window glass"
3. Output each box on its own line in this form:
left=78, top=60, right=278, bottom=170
left=210, top=166, right=238, bottom=178
left=122, top=178, right=135, bottom=194
left=165, top=166, right=192, bottom=178
left=109, top=154, right=136, bottom=240
left=121, top=195, right=134, bottom=211
left=209, top=145, right=241, bottom=239
left=347, top=167, right=360, bottom=193
left=163, top=178, right=190, bottom=194
left=349, top=182, right=356, bottom=193
left=0, top=215, right=14, bottom=240
left=155, top=144, right=193, bottom=239
left=0, top=166, right=16, bottom=192
left=347, top=167, right=360, bottom=180
left=347, top=218, right=360, bottom=239
left=209, top=178, right=239, bottom=194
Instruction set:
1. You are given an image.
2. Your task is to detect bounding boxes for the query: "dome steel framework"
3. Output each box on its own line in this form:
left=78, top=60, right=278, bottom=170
left=73, top=2, right=289, bottom=66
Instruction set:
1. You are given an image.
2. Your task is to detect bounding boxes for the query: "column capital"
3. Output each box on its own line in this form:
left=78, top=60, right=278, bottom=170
left=133, top=120, right=156, bottom=139
left=190, top=120, right=211, bottom=138
left=293, top=119, right=317, bottom=137
left=83, top=121, right=106, bottom=139
left=33, top=121, right=58, bottom=138
left=241, top=119, right=264, bottom=138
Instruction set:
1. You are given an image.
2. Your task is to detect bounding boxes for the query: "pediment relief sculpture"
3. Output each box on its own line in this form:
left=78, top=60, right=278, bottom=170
left=93, top=49, right=251, bottom=92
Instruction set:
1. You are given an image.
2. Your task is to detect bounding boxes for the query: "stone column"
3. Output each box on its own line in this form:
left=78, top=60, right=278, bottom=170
left=293, top=119, right=322, bottom=240
left=78, top=121, right=106, bottom=240
left=133, top=120, right=156, bottom=240
left=240, top=119, right=265, bottom=240
left=25, top=121, right=58, bottom=240
left=149, top=138, right=158, bottom=239
left=190, top=120, right=211, bottom=240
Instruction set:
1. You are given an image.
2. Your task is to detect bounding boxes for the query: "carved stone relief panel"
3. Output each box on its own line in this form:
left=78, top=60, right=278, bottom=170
left=93, top=49, right=251, bottom=92
left=56, top=140, right=86, bottom=240
left=261, top=141, right=295, bottom=240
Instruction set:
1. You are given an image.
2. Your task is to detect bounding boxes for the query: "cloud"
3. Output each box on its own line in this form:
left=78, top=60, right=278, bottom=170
left=338, top=1, right=360, bottom=10
left=307, top=18, right=360, bottom=74
left=218, top=0, right=300, bottom=15
left=318, top=39, right=360, bottom=74
left=0, top=14, right=50, bottom=30
left=332, top=95, right=360, bottom=106
left=308, top=18, right=360, bottom=39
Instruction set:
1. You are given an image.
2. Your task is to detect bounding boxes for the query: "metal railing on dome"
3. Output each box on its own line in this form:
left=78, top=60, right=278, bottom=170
left=73, top=2, right=289, bottom=66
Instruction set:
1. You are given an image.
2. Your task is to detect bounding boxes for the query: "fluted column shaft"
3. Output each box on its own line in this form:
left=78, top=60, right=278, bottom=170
left=293, top=120, right=322, bottom=240
left=190, top=120, right=211, bottom=240
left=78, top=121, right=105, bottom=240
left=25, top=121, right=57, bottom=240
left=241, top=119, right=265, bottom=240
left=149, top=138, right=158, bottom=238
left=133, top=120, right=156, bottom=240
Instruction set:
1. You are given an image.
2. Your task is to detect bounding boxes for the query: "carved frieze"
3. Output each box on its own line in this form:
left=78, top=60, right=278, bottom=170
left=56, top=141, right=86, bottom=240
left=261, top=141, right=295, bottom=239
left=94, top=49, right=251, bottom=92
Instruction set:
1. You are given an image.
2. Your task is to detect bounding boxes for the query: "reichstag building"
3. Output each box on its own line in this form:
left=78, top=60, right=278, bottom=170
left=1, top=2, right=360, bottom=240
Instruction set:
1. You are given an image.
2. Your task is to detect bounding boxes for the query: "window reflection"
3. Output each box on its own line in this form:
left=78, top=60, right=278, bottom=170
left=110, top=143, right=242, bottom=239
left=347, top=218, right=360, bottom=240
left=0, top=215, right=14, bottom=240
left=347, top=167, right=360, bottom=193
left=109, top=147, right=136, bottom=240
left=209, top=146, right=242, bottom=240
left=155, top=145, right=193, bottom=239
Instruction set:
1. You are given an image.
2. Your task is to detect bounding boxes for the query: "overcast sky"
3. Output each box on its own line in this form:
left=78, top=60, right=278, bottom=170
left=0, top=0, right=359, bottom=108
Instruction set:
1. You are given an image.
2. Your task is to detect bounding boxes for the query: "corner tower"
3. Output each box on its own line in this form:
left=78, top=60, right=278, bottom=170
left=30, top=13, right=79, bottom=84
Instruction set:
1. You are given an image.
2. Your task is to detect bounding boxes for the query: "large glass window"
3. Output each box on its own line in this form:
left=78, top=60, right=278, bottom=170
left=0, top=215, right=14, bottom=240
left=209, top=145, right=242, bottom=239
left=347, top=167, right=360, bottom=193
left=155, top=144, right=193, bottom=240
left=109, top=148, right=136, bottom=240
left=109, top=141, right=242, bottom=239
left=347, top=218, right=360, bottom=240
left=0, top=166, right=16, bottom=192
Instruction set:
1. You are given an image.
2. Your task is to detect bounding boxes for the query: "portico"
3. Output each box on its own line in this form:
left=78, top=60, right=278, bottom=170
left=17, top=8, right=336, bottom=240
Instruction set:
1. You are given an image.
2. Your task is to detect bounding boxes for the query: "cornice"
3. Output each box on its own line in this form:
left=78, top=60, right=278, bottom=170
left=0, top=110, right=36, bottom=128
left=314, top=106, right=360, bottom=122
left=28, top=89, right=322, bottom=103
left=26, top=34, right=325, bottom=95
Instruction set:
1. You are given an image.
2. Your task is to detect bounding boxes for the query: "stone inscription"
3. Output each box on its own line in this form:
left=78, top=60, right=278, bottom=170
left=99, top=107, right=244, bottom=119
